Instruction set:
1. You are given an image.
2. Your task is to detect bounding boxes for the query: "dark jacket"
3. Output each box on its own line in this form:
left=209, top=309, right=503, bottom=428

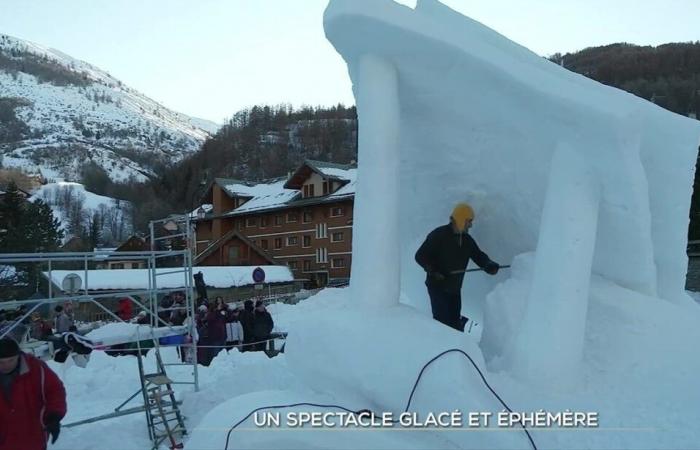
left=0, top=353, right=66, bottom=450
left=239, top=306, right=255, bottom=343
left=253, top=310, right=274, bottom=340
left=415, top=224, right=496, bottom=294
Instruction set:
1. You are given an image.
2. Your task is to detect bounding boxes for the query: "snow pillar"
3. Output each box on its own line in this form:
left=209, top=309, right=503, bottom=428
left=350, top=54, right=401, bottom=307
left=509, top=144, right=600, bottom=388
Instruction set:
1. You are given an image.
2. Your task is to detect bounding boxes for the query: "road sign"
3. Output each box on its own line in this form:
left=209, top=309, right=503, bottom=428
left=62, top=273, right=82, bottom=294
left=252, top=267, right=265, bottom=283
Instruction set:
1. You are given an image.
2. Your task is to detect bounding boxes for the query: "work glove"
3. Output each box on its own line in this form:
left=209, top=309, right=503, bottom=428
left=484, top=262, right=499, bottom=275
left=45, top=413, right=61, bottom=444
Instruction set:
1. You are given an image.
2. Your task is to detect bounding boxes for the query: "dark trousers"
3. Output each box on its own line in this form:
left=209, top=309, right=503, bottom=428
left=427, top=285, right=464, bottom=331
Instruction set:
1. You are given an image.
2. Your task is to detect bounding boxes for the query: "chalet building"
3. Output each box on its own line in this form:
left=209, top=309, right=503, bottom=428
left=194, top=160, right=355, bottom=287
left=95, top=235, right=149, bottom=270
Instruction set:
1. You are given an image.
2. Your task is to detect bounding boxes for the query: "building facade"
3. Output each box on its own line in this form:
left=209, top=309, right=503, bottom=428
left=194, top=160, right=355, bottom=287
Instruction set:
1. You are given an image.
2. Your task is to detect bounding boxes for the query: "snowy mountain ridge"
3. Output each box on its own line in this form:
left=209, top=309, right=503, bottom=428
left=0, top=33, right=218, bottom=183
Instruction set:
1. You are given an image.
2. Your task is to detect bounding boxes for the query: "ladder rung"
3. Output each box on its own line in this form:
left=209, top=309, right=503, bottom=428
left=153, top=424, right=185, bottom=434
left=145, top=374, right=172, bottom=385
left=153, top=417, right=184, bottom=427
left=150, top=389, right=175, bottom=398
left=148, top=402, right=179, bottom=410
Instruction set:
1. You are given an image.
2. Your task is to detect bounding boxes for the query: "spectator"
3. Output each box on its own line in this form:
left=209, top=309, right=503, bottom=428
left=158, top=295, right=173, bottom=325
left=0, top=337, right=66, bottom=449
left=196, top=305, right=210, bottom=365
left=30, top=313, right=53, bottom=340
left=116, top=298, right=134, bottom=321
left=196, top=297, right=209, bottom=310
left=252, top=300, right=274, bottom=352
left=239, top=300, right=255, bottom=352
left=63, top=302, right=75, bottom=322
left=204, top=305, right=227, bottom=364
left=53, top=305, right=73, bottom=334
left=225, top=305, right=244, bottom=351
left=134, top=311, right=150, bottom=325
left=169, top=294, right=187, bottom=326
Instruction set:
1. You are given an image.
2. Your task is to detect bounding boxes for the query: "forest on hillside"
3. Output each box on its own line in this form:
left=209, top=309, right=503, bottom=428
left=81, top=104, right=358, bottom=230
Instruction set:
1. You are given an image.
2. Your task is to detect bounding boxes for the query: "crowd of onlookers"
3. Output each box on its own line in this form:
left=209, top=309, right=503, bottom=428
left=1, top=292, right=276, bottom=367
left=112, top=292, right=275, bottom=366
left=0, top=302, right=78, bottom=343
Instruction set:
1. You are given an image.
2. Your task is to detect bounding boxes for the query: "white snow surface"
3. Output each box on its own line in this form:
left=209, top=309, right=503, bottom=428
left=0, top=34, right=210, bottom=182
left=30, top=181, right=131, bottom=243
left=51, top=287, right=700, bottom=449
left=44, top=265, right=293, bottom=290
left=84, top=323, right=187, bottom=346
left=225, top=179, right=301, bottom=214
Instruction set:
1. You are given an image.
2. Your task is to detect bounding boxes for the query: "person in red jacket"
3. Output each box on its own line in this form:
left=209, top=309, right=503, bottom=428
left=116, top=298, right=133, bottom=321
left=0, top=337, right=66, bottom=450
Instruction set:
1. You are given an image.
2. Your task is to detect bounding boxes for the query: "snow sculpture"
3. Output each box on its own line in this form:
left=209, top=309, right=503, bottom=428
left=324, top=0, right=700, bottom=385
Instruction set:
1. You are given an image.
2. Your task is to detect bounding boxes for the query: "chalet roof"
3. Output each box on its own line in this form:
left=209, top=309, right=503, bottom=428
left=195, top=160, right=356, bottom=219
left=194, top=228, right=278, bottom=266
left=284, top=159, right=355, bottom=189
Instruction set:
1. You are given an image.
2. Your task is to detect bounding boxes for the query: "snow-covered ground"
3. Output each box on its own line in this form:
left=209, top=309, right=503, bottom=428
left=0, top=33, right=212, bottom=182
left=30, top=181, right=131, bottom=243
left=50, top=285, right=700, bottom=449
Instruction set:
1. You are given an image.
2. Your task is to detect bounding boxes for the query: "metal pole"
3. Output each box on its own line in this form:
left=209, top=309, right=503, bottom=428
left=48, top=259, right=53, bottom=300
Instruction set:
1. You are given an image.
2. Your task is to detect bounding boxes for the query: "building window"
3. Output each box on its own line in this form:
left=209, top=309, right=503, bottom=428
left=303, top=211, right=313, bottom=223
left=316, top=247, right=328, bottom=263
left=287, top=212, right=298, bottom=223
left=237, top=220, right=243, bottom=231
left=322, top=181, right=329, bottom=195
left=287, top=236, right=298, bottom=246
left=331, top=206, right=343, bottom=217
left=316, top=223, right=327, bottom=239
left=331, top=231, right=344, bottom=242
left=303, top=260, right=312, bottom=271
left=274, top=238, right=282, bottom=249
left=261, top=239, right=268, bottom=250
left=246, top=217, right=257, bottom=227
left=112, top=263, right=124, bottom=269
left=274, top=215, right=282, bottom=226
left=260, top=216, right=268, bottom=228
left=228, top=247, right=239, bottom=263
left=288, top=261, right=299, bottom=270
left=331, top=258, right=345, bottom=268
left=302, top=235, right=311, bottom=248
left=303, top=184, right=316, bottom=198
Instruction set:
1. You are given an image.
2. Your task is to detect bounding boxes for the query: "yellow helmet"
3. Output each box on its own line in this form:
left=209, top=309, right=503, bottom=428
left=451, top=203, right=474, bottom=232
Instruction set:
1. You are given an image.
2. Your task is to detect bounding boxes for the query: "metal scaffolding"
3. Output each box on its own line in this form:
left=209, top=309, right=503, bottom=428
left=0, top=213, right=199, bottom=448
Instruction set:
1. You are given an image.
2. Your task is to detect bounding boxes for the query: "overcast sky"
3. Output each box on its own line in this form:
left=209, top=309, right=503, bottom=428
left=1, top=0, right=698, bottom=123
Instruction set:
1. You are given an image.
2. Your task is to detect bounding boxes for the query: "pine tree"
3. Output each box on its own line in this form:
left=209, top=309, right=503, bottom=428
left=0, top=181, right=29, bottom=252
left=26, top=199, right=63, bottom=251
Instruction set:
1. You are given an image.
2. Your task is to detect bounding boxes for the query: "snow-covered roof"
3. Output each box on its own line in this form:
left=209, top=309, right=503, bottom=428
left=43, top=265, right=294, bottom=291
left=228, top=179, right=301, bottom=214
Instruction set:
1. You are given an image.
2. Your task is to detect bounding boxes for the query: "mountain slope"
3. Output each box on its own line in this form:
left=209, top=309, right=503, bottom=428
left=0, top=33, right=211, bottom=182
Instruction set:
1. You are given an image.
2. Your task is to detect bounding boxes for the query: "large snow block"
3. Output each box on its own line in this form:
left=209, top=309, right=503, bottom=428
left=285, top=302, right=528, bottom=449
left=325, top=0, right=700, bottom=385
